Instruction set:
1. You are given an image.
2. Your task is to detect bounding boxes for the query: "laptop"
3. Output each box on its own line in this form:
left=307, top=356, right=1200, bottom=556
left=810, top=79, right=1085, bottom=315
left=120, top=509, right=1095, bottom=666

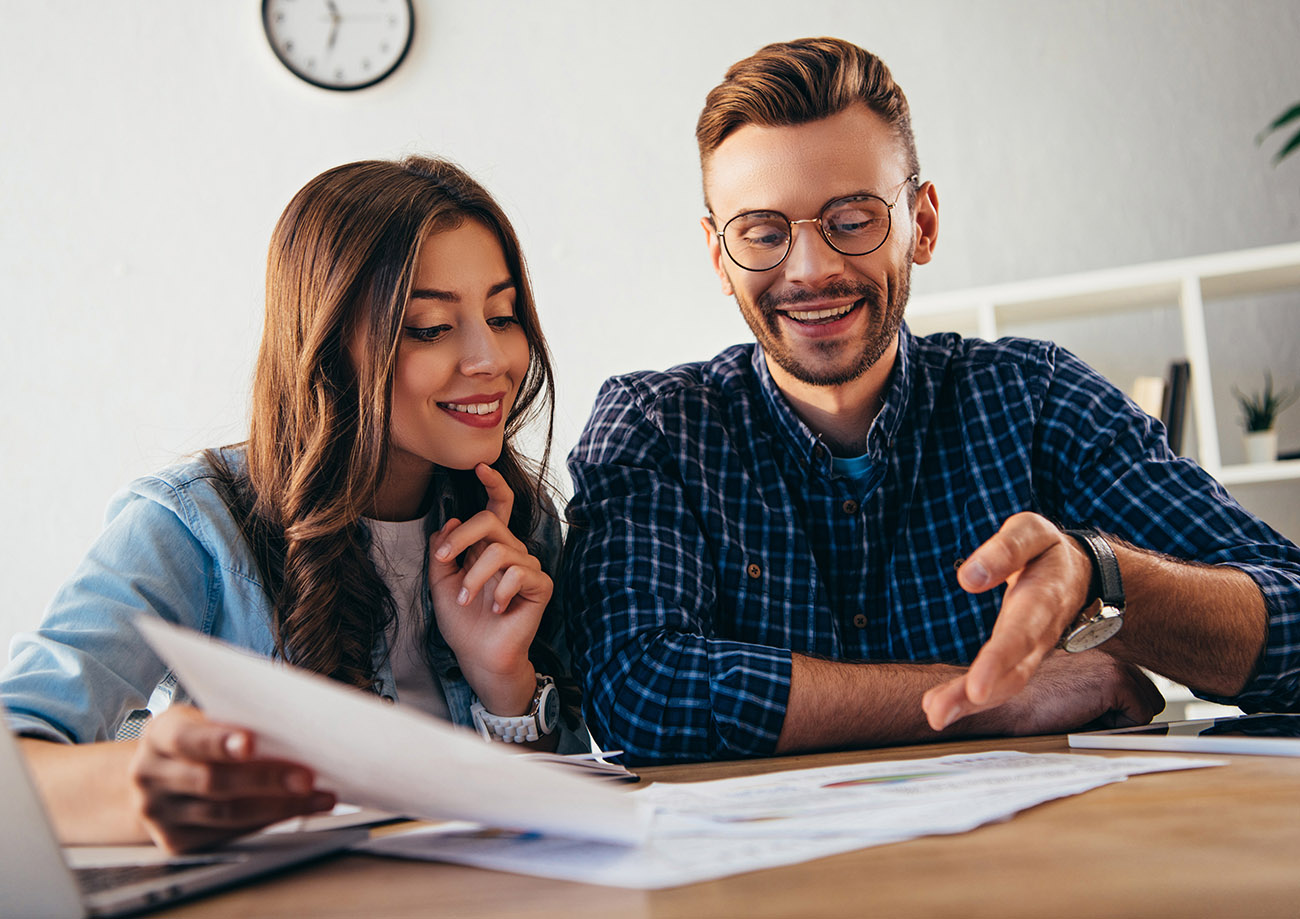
left=0, top=724, right=367, bottom=918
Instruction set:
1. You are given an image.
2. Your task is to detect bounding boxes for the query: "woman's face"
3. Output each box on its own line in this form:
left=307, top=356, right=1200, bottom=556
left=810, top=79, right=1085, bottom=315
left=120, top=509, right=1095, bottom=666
left=378, top=220, right=531, bottom=514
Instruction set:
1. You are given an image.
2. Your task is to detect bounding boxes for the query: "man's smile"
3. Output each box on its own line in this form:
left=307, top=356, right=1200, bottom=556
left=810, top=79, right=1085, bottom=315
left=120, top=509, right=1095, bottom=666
left=779, top=299, right=863, bottom=325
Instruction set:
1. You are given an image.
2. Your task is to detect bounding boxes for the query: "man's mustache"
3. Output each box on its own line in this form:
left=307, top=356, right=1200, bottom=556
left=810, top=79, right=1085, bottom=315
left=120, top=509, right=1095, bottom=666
left=757, top=280, right=883, bottom=312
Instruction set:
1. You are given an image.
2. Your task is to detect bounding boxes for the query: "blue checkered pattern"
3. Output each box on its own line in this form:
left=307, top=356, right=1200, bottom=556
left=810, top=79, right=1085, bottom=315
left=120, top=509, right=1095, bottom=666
left=562, top=326, right=1300, bottom=764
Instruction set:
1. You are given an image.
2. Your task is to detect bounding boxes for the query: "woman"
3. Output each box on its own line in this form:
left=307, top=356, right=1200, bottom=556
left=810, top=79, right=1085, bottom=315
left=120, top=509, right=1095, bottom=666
left=1, top=156, right=575, bottom=853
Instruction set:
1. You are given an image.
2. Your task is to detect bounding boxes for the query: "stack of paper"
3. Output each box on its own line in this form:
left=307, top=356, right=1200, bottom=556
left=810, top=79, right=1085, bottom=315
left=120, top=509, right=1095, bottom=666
left=364, top=750, right=1219, bottom=888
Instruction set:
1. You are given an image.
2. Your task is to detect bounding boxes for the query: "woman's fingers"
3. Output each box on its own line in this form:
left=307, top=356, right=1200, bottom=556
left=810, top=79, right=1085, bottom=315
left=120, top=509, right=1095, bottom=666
left=455, top=543, right=545, bottom=609
left=142, top=790, right=335, bottom=853
left=132, top=705, right=331, bottom=852
left=431, top=511, right=526, bottom=567
left=476, top=463, right=515, bottom=525
left=490, top=564, right=551, bottom=616
left=135, top=749, right=317, bottom=801
left=145, top=791, right=336, bottom=832
left=143, top=704, right=253, bottom=763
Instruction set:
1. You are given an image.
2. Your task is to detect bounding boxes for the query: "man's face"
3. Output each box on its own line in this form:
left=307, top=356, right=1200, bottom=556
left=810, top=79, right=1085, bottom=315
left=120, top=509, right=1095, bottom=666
left=702, top=104, right=936, bottom=390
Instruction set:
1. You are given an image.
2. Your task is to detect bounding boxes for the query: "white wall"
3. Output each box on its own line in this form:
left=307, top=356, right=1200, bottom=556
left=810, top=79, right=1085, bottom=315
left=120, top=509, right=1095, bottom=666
left=3, top=0, right=1299, bottom=651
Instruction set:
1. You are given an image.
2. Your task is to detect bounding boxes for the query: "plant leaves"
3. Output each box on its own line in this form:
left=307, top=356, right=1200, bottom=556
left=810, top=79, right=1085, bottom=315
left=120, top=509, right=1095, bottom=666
left=1274, top=126, right=1300, bottom=165
left=1264, top=102, right=1300, bottom=134
left=1257, top=101, right=1300, bottom=147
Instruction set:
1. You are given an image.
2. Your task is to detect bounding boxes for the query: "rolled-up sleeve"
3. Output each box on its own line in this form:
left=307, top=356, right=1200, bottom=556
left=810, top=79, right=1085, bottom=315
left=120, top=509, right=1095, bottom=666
left=563, top=377, right=791, bottom=765
left=1033, top=347, right=1300, bottom=711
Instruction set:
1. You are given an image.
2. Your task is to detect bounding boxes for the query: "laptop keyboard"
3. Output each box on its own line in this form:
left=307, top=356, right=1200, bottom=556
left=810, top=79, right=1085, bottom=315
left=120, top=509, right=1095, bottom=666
left=74, top=859, right=232, bottom=895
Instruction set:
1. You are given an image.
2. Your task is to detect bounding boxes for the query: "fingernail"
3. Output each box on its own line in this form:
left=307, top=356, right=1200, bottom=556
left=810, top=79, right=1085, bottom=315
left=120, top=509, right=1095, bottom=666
left=434, top=545, right=451, bottom=560
left=458, top=588, right=470, bottom=606
left=962, top=559, right=990, bottom=589
left=492, top=602, right=501, bottom=614
left=224, top=733, right=248, bottom=759
left=285, top=771, right=311, bottom=795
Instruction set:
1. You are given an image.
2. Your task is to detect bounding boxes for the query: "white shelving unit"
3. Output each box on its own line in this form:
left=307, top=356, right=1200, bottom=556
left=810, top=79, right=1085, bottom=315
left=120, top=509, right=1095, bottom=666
left=907, top=241, right=1300, bottom=488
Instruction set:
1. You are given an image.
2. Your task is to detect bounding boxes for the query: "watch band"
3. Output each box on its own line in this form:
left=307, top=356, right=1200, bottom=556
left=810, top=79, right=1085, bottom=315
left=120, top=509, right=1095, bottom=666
left=1065, top=529, right=1123, bottom=608
left=1058, top=528, right=1125, bottom=653
left=470, top=674, right=558, bottom=743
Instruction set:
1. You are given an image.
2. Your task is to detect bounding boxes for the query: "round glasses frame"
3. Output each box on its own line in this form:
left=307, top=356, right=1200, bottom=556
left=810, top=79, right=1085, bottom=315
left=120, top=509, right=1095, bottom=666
left=713, top=174, right=919, bottom=272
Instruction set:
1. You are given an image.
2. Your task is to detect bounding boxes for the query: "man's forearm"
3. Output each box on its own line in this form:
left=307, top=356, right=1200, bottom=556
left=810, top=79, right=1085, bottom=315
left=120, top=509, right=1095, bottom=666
left=775, top=655, right=993, bottom=754
left=778, top=647, right=1165, bottom=755
left=1103, top=542, right=1268, bottom=696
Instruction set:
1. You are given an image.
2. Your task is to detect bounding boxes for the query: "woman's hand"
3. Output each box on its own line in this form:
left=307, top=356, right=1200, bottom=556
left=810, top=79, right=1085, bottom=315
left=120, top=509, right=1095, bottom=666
left=428, top=463, right=552, bottom=715
left=128, top=705, right=334, bottom=853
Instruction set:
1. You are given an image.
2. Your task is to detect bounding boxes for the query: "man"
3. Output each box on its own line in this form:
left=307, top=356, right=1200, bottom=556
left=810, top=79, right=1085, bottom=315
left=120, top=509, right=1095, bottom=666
left=562, top=37, right=1300, bottom=764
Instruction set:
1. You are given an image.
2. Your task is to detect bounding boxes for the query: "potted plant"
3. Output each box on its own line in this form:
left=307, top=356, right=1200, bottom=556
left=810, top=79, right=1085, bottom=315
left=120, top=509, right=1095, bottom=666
left=1232, top=372, right=1299, bottom=464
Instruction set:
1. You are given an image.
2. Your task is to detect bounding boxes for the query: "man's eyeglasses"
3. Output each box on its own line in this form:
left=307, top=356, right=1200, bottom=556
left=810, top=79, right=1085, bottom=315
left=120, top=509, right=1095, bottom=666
left=713, top=175, right=919, bottom=272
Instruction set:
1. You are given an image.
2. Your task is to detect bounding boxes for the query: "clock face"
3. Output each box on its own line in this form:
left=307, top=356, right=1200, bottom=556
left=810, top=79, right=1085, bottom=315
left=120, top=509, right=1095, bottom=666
left=262, top=0, right=414, bottom=92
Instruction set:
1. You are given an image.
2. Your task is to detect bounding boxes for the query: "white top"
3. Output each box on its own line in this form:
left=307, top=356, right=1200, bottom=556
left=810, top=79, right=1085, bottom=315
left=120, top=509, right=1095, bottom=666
left=365, top=516, right=450, bottom=721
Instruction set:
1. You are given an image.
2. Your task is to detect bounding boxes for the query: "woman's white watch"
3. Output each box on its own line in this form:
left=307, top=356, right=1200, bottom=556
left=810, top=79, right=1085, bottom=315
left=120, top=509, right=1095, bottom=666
left=470, top=674, right=559, bottom=743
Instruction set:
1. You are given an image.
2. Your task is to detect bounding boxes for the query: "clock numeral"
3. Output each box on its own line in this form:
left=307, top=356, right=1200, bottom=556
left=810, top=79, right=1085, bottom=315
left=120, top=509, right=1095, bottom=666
left=284, top=40, right=294, bottom=52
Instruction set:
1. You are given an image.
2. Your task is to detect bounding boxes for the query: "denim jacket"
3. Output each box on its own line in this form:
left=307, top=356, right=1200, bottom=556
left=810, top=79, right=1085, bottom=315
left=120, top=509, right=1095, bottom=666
left=1, top=448, right=582, bottom=751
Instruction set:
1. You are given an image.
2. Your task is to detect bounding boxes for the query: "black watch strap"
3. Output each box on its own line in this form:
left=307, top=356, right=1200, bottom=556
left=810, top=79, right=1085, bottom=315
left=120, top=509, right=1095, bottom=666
left=1063, top=528, right=1123, bottom=609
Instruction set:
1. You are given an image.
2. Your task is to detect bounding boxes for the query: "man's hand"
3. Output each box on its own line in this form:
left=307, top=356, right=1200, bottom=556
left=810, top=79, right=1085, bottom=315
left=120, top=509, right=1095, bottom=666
left=922, top=512, right=1095, bottom=730
left=981, top=649, right=1165, bottom=735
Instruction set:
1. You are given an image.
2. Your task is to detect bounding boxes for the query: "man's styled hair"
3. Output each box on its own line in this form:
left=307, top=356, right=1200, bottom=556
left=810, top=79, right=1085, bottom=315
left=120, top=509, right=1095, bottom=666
left=696, top=37, right=920, bottom=204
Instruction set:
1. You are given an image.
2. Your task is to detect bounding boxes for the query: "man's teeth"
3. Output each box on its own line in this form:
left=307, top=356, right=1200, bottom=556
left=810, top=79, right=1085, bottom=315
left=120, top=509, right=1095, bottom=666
left=443, top=400, right=501, bottom=415
left=788, top=303, right=855, bottom=322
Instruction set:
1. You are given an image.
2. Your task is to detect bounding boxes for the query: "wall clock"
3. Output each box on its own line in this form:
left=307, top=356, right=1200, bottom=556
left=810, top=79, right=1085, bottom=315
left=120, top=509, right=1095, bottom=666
left=263, top=0, right=415, bottom=92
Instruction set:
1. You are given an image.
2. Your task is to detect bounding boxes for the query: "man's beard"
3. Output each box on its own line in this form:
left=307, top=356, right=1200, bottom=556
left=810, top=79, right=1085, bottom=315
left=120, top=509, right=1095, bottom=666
left=734, top=257, right=912, bottom=387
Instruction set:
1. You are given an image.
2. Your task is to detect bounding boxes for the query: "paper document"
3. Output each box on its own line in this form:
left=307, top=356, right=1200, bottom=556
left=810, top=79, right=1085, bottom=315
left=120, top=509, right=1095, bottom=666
left=133, top=617, right=649, bottom=846
left=363, top=750, right=1220, bottom=888
left=522, top=751, right=639, bottom=782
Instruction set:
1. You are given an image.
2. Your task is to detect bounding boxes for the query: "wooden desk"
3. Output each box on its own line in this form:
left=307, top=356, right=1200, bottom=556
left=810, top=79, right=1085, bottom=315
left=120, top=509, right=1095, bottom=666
left=168, top=734, right=1300, bottom=918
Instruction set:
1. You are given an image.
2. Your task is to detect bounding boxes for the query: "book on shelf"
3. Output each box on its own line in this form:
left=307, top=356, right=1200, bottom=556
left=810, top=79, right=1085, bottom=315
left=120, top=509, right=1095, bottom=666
left=1162, top=360, right=1190, bottom=456
left=1130, top=376, right=1165, bottom=419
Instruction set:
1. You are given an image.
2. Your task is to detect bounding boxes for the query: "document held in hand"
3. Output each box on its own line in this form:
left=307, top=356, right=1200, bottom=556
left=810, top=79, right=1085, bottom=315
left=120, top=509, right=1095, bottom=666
left=133, top=616, right=650, bottom=846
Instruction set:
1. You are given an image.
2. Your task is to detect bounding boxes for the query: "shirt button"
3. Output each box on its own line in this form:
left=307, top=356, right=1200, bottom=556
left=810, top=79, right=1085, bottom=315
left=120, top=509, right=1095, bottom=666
left=852, top=613, right=868, bottom=629
left=813, top=445, right=826, bottom=460
left=746, top=563, right=762, bottom=579
left=842, top=499, right=859, bottom=515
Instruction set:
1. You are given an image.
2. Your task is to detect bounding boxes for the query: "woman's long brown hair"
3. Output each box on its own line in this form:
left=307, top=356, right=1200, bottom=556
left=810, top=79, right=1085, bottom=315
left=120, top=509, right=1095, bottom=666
left=209, top=156, right=556, bottom=692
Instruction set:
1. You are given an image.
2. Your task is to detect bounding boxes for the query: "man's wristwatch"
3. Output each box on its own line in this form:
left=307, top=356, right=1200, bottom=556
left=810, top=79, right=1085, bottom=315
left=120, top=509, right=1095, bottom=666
left=470, top=674, right=559, bottom=743
left=1058, top=528, right=1125, bottom=653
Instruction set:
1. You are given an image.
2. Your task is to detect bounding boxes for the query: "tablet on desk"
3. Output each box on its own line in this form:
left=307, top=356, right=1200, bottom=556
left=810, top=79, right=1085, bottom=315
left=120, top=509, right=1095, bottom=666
left=1069, top=713, right=1300, bottom=756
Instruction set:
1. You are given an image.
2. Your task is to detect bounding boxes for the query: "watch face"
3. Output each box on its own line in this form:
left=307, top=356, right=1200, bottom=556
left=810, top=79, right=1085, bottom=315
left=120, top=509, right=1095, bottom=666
left=263, top=0, right=414, bottom=92
left=1063, top=609, right=1124, bottom=653
left=540, top=683, right=560, bottom=733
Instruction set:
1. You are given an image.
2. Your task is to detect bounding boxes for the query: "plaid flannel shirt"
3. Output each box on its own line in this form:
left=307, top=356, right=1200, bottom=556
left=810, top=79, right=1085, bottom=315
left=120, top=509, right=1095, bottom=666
left=562, top=326, right=1300, bottom=764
